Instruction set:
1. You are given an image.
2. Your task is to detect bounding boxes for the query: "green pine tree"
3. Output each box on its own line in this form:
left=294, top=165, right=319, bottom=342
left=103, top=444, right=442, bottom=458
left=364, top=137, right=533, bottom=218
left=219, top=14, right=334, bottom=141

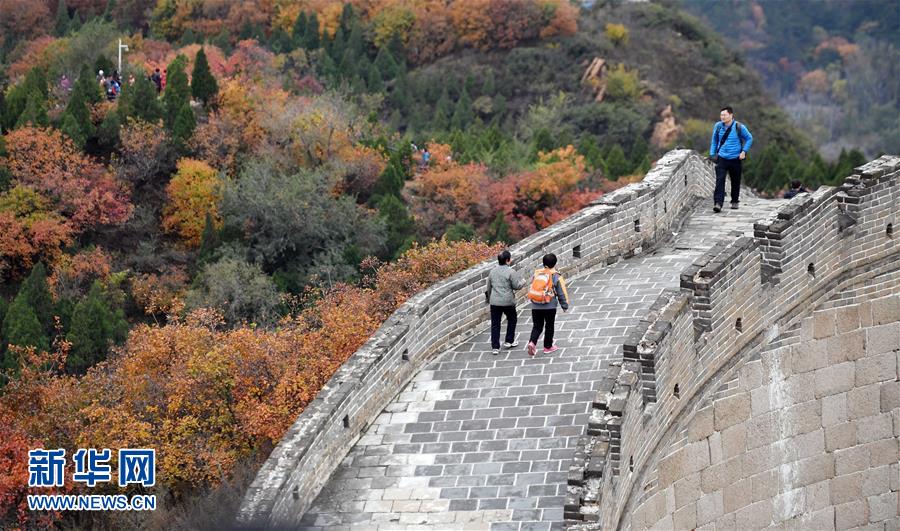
left=191, top=48, right=219, bottom=107
left=481, top=71, right=495, bottom=96
left=578, top=135, right=604, bottom=171
left=197, top=211, right=220, bottom=266
left=163, top=55, right=190, bottom=129
left=367, top=62, right=384, bottom=93
left=16, top=91, right=48, bottom=128
left=487, top=212, right=512, bottom=244
left=451, top=87, right=473, bottom=130
left=292, top=11, right=308, bottom=49
left=269, top=27, right=293, bottom=53
left=103, top=0, right=116, bottom=21
left=74, top=64, right=102, bottom=105
left=373, top=46, right=398, bottom=80
left=172, top=103, right=196, bottom=146
left=97, top=109, right=121, bottom=150
left=605, top=144, right=630, bottom=179
left=66, top=282, right=128, bottom=374
left=339, top=3, right=356, bottom=32
left=3, top=68, right=48, bottom=130
left=629, top=137, right=649, bottom=170
left=444, top=223, right=475, bottom=242
left=432, top=88, right=451, bottom=131
left=55, top=0, right=70, bottom=36
left=305, top=13, right=321, bottom=50
left=345, top=19, right=365, bottom=60
left=389, top=71, right=411, bottom=113
left=328, top=26, right=346, bottom=62
left=11, top=263, right=54, bottom=335
left=60, top=112, right=85, bottom=147
left=119, top=74, right=163, bottom=123
left=377, top=194, right=415, bottom=258
left=68, top=10, right=82, bottom=33
left=2, top=300, right=48, bottom=370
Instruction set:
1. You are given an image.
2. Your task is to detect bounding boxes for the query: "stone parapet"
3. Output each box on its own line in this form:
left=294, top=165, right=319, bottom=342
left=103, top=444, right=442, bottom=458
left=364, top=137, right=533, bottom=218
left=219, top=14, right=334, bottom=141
left=237, top=150, right=716, bottom=527
left=568, top=155, right=900, bottom=527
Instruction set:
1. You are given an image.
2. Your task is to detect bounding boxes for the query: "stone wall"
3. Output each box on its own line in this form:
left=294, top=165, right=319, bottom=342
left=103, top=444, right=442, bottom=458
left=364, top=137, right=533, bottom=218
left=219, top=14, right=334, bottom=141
left=237, top=150, right=716, bottom=527
left=568, top=155, right=900, bottom=528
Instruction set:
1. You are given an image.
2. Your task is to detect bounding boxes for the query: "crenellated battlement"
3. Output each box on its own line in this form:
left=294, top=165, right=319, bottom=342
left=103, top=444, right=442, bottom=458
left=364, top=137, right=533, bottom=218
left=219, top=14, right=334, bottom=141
left=238, top=149, right=718, bottom=527
left=567, top=155, right=900, bottom=528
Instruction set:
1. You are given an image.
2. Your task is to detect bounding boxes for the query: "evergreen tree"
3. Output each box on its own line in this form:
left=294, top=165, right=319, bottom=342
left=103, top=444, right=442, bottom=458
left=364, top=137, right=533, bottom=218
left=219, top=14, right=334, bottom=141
left=66, top=282, right=128, bottom=374
left=54, top=298, right=76, bottom=337
left=2, top=300, right=48, bottom=369
left=389, top=71, right=411, bottom=113
left=338, top=48, right=357, bottom=80
left=578, top=135, right=604, bottom=171
left=451, top=87, right=473, bottom=130
left=172, top=103, right=196, bottom=146
left=339, top=3, right=356, bottom=32
left=55, top=0, right=70, bottom=36
left=481, top=71, right=496, bottom=96
left=269, top=27, right=293, bottom=54
left=197, top=211, right=220, bottom=266
left=345, top=18, right=365, bottom=60
left=629, top=137, right=649, bottom=170
left=356, top=55, right=372, bottom=85
left=377, top=194, right=415, bottom=258
left=211, top=30, right=231, bottom=54
left=374, top=46, right=399, bottom=80
left=745, top=142, right=780, bottom=190
left=11, top=263, right=54, bottom=335
left=328, top=26, right=346, bottom=62
left=68, top=10, right=83, bottom=33
left=487, top=212, right=512, bottom=244
left=97, top=110, right=121, bottom=150
left=0, top=297, right=7, bottom=333
left=74, top=63, right=102, bottom=105
left=292, top=11, right=308, bottom=49
left=3, top=68, right=48, bottom=130
left=191, top=48, right=219, bottom=107
left=316, top=52, right=338, bottom=81
left=367, top=62, right=384, bottom=93
left=605, top=144, right=630, bottom=179
left=119, top=75, right=163, bottom=123
left=387, top=34, right=407, bottom=73
left=163, top=55, right=190, bottom=129
left=103, top=0, right=116, bottom=21
left=16, top=91, right=48, bottom=128
left=444, top=223, right=475, bottom=242
left=304, top=14, right=320, bottom=50
left=60, top=113, right=85, bottom=147
left=464, top=74, right=476, bottom=96
left=432, top=88, right=451, bottom=131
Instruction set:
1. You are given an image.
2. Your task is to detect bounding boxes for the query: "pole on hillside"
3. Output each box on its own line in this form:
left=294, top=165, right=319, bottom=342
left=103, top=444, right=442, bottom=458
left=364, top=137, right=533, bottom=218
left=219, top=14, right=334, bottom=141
left=118, top=39, right=129, bottom=73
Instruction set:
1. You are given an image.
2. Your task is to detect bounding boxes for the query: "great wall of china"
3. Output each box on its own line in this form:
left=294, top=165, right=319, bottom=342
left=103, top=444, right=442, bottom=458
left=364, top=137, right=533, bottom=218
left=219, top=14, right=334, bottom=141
left=238, top=149, right=900, bottom=530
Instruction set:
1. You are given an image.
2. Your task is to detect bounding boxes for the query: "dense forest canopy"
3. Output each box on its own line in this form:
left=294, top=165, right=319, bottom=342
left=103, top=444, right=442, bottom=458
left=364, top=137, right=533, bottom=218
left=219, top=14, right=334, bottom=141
left=0, top=0, right=884, bottom=527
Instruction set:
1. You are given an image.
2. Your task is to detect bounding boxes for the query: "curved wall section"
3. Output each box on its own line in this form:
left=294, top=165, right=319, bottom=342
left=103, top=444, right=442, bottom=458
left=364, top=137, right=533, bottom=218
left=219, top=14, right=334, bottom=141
left=567, top=155, right=900, bottom=528
left=238, top=150, right=715, bottom=527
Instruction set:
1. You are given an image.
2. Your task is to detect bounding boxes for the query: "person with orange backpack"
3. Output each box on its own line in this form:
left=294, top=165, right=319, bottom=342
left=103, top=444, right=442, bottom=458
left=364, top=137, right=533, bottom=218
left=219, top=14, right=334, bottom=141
left=526, top=253, right=570, bottom=356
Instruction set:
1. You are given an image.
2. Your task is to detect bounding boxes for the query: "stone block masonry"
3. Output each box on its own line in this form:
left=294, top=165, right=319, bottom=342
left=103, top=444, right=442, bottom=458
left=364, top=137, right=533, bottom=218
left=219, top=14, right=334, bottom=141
left=237, top=149, right=718, bottom=527
left=568, top=155, right=900, bottom=529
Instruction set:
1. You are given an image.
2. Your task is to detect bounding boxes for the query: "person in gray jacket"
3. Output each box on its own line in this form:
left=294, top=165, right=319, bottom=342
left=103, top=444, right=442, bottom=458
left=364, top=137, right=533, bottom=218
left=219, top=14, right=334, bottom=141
left=486, top=250, right=526, bottom=355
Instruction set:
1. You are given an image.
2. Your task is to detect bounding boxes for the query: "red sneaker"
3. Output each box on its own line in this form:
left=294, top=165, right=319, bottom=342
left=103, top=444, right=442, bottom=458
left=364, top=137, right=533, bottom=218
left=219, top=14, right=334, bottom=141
left=527, top=342, right=536, bottom=356
left=543, top=345, right=559, bottom=354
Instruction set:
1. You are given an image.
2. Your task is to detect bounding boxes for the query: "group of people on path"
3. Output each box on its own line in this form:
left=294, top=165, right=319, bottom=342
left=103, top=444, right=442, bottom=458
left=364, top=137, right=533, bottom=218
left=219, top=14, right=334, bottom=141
left=485, top=251, right=569, bottom=357
left=97, top=69, right=126, bottom=101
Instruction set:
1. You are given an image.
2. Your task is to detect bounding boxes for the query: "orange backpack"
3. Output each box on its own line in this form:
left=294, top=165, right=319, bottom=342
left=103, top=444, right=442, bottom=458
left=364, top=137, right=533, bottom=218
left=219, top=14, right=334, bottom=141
left=527, top=268, right=555, bottom=303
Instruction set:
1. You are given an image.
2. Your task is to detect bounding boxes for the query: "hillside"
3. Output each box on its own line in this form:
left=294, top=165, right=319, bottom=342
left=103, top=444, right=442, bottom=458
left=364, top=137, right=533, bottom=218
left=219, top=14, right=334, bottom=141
left=681, top=0, right=900, bottom=159
left=0, top=0, right=876, bottom=528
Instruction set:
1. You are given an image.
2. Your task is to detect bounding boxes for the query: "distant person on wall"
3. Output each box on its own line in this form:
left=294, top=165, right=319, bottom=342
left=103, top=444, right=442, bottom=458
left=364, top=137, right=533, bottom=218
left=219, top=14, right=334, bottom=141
left=526, top=253, right=570, bottom=357
left=486, top=250, right=527, bottom=355
left=783, top=179, right=808, bottom=199
left=709, top=106, right=753, bottom=213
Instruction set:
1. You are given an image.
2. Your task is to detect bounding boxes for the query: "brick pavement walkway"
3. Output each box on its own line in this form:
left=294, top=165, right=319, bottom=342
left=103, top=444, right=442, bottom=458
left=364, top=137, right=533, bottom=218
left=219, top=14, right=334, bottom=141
left=299, top=197, right=785, bottom=531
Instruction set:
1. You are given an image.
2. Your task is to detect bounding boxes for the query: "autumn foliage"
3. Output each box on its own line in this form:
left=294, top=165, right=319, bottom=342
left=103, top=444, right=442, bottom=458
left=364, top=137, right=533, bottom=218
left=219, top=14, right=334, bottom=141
left=162, top=158, right=223, bottom=247
left=0, top=239, right=500, bottom=523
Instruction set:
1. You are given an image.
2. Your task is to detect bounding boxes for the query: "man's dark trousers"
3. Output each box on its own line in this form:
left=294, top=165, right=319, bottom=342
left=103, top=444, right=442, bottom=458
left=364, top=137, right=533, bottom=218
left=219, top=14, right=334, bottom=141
left=714, top=157, right=742, bottom=205
left=529, top=309, right=556, bottom=349
left=490, top=305, right=517, bottom=349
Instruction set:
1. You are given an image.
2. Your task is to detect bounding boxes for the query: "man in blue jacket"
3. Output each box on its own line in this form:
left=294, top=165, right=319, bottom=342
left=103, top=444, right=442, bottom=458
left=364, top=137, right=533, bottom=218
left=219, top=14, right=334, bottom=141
left=710, top=106, right=753, bottom=212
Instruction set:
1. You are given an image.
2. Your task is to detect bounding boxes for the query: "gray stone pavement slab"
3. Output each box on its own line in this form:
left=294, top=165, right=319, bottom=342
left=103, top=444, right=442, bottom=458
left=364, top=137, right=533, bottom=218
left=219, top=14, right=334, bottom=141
left=299, top=197, right=785, bottom=530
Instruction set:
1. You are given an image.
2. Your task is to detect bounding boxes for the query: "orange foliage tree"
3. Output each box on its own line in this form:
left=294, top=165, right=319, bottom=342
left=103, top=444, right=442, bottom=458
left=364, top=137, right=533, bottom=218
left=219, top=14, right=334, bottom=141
left=489, top=146, right=600, bottom=240
left=162, top=158, right=223, bottom=248
left=5, top=127, right=133, bottom=230
left=0, top=240, right=500, bottom=511
left=404, top=158, right=492, bottom=238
